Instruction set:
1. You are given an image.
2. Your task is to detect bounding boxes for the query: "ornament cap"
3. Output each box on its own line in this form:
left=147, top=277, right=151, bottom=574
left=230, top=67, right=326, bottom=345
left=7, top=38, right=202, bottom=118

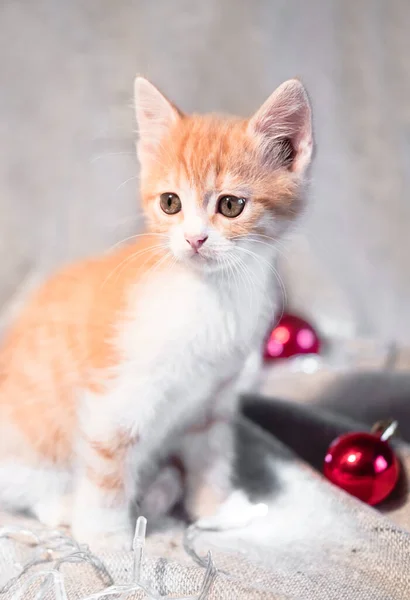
left=371, top=419, right=398, bottom=442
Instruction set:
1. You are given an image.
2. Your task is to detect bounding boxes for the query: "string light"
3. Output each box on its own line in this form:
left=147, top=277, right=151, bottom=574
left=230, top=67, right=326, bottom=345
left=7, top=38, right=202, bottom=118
left=0, top=517, right=217, bottom=599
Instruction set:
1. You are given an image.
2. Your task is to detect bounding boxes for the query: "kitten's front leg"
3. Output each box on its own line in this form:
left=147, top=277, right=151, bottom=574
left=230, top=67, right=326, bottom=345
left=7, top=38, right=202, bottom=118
left=71, top=403, right=139, bottom=550
left=71, top=434, right=137, bottom=550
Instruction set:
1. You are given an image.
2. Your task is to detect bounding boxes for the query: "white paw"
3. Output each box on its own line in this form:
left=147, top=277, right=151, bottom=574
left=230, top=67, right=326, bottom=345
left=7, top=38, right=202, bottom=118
left=33, top=497, right=72, bottom=529
left=71, top=527, right=133, bottom=552
left=195, top=490, right=268, bottom=531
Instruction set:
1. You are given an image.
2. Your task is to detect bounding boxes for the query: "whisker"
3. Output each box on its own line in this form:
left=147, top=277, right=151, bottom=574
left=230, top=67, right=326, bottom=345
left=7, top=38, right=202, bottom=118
left=246, top=237, right=288, bottom=259
left=228, top=257, right=242, bottom=299
left=104, top=217, right=146, bottom=234
left=89, top=151, right=136, bottom=164
left=104, top=232, right=169, bottom=255
left=223, top=254, right=262, bottom=356
left=217, top=252, right=237, bottom=296
left=231, top=254, right=253, bottom=311
left=232, top=233, right=289, bottom=259
left=114, top=175, right=140, bottom=194
left=101, top=244, right=167, bottom=290
left=235, top=246, right=287, bottom=318
left=113, top=245, right=168, bottom=286
left=144, top=250, right=174, bottom=279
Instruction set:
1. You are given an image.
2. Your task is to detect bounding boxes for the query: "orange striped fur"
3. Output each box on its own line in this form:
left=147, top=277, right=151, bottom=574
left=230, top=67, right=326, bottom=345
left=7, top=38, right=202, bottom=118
left=0, top=236, right=165, bottom=462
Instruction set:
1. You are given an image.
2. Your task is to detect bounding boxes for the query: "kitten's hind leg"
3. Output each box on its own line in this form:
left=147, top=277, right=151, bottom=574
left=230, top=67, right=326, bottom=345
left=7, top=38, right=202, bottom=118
left=180, top=416, right=235, bottom=521
left=0, top=462, right=72, bottom=528
left=179, top=358, right=261, bottom=529
left=139, top=462, right=184, bottom=522
left=177, top=375, right=240, bottom=520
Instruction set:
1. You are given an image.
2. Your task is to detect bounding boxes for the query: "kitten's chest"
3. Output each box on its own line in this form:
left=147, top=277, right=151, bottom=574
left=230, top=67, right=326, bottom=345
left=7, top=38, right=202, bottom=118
left=116, top=267, right=275, bottom=446
left=123, top=267, right=274, bottom=373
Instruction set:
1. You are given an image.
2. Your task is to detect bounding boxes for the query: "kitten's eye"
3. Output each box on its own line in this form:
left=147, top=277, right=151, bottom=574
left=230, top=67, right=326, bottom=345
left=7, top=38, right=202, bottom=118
left=217, top=195, right=246, bottom=218
left=160, top=193, right=182, bottom=215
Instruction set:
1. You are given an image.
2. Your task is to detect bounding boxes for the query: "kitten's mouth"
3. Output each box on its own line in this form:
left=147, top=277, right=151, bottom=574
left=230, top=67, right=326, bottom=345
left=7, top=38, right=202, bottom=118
left=175, top=248, right=219, bottom=271
left=185, top=249, right=234, bottom=273
left=173, top=244, right=233, bottom=272
left=189, top=251, right=212, bottom=264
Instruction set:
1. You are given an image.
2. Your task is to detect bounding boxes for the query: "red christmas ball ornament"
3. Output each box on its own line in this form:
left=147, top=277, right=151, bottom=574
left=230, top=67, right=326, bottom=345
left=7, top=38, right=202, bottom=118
left=323, top=420, right=400, bottom=506
left=264, top=313, right=321, bottom=360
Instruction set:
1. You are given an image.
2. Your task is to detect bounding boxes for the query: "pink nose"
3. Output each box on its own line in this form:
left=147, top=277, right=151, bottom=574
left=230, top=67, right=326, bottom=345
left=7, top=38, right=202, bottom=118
left=185, top=235, right=208, bottom=251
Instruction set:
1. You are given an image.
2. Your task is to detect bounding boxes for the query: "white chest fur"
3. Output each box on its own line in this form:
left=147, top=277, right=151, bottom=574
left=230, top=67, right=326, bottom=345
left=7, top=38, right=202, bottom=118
left=113, top=253, right=278, bottom=446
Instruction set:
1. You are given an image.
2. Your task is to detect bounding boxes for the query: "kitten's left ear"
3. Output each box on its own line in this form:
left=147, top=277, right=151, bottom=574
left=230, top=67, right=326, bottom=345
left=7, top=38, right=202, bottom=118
left=248, top=79, right=313, bottom=175
left=134, top=77, right=182, bottom=162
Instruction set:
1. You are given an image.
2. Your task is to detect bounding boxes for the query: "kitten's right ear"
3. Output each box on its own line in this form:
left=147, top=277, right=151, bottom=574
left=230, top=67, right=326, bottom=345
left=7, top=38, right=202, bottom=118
left=134, top=77, right=182, bottom=162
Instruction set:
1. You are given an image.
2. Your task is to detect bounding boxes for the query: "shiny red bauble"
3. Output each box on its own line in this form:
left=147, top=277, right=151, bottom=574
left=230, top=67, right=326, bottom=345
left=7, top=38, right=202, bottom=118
left=264, top=313, right=321, bottom=360
left=323, top=430, right=400, bottom=506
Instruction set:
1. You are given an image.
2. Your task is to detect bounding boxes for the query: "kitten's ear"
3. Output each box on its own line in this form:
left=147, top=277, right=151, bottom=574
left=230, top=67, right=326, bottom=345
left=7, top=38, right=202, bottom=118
left=248, top=79, right=313, bottom=175
left=134, top=77, right=182, bottom=162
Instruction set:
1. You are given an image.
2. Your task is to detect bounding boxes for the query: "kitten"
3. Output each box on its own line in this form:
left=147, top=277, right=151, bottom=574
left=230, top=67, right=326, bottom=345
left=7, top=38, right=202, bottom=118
left=0, top=77, right=313, bottom=549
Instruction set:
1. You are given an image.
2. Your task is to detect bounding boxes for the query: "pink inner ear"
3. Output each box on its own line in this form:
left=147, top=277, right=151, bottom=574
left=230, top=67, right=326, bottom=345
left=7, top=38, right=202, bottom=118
left=249, top=80, right=313, bottom=174
left=143, top=107, right=159, bottom=121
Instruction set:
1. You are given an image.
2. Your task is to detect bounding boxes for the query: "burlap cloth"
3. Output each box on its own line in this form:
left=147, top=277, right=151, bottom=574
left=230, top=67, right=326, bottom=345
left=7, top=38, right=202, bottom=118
left=1, top=375, right=410, bottom=600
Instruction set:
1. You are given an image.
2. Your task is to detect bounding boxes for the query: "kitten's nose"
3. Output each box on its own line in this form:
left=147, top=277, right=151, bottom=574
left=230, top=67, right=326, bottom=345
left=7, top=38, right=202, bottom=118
left=185, top=234, right=208, bottom=252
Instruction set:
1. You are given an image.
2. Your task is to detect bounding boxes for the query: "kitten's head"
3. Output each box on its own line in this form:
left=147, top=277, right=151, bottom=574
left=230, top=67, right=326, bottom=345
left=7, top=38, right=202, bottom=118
left=134, top=77, right=313, bottom=272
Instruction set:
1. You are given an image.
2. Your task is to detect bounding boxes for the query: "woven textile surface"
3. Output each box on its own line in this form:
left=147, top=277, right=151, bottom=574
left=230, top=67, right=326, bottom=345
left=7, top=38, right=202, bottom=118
left=1, top=409, right=410, bottom=599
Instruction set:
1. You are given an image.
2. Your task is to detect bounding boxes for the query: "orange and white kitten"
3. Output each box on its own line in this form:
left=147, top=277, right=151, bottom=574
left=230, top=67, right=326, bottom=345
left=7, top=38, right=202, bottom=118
left=0, top=77, right=313, bottom=549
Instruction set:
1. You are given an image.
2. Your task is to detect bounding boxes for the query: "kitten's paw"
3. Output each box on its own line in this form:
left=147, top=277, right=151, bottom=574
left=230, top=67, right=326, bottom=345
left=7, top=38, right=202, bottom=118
left=186, top=483, right=228, bottom=521
left=195, top=490, right=268, bottom=531
left=72, top=527, right=133, bottom=552
left=33, top=496, right=72, bottom=529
